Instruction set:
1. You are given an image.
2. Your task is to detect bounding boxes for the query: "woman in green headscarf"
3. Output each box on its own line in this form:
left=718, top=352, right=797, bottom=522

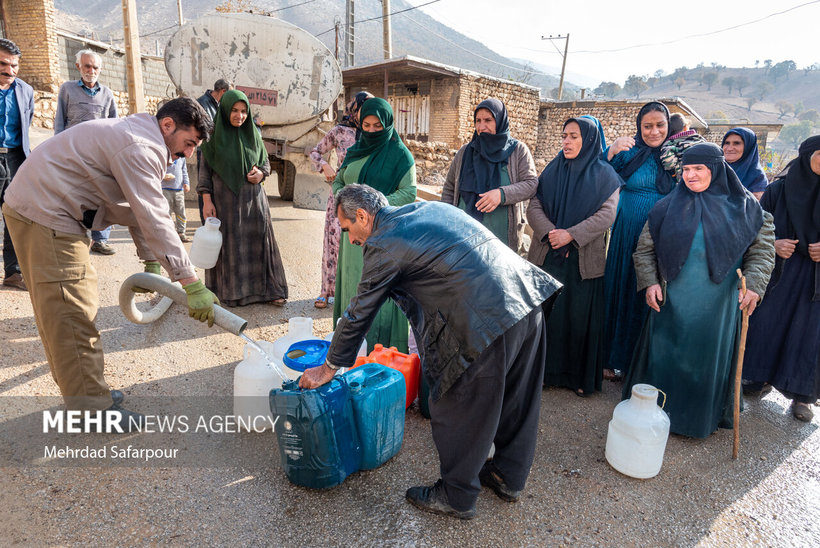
left=332, top=97, right=416, bottom=352
left=197, top=89, right=288, bottom=307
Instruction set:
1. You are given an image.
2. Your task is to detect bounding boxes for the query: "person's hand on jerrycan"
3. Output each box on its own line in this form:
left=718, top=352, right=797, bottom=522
left=299, top=363, right=336, bottom=390
left=132, top=260, right=161, bottom=293
left=183, top=280, right=220, bottom=327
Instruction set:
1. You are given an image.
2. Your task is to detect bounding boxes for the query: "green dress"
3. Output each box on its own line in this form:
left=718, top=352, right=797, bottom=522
left=332, top=157, right=416, bottom=353
left=458, top=163, right=510, bottom=244
left=624, top=225, right=740, bottom=438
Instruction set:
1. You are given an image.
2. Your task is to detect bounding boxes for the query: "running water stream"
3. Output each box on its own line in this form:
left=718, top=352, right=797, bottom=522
left=239, top=332, right=289, bottom=379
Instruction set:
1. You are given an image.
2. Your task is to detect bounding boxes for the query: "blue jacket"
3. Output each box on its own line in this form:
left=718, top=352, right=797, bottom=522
left=12, top=78, right=34, bottom=157
left=327, top=201, right=562, bottom=400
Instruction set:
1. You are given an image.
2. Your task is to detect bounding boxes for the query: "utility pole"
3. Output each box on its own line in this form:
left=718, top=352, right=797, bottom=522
left=542, top=33, right=569, bottom=100
left=382, top=0, right=392, bottom=60
left=345, top=0, right=355, bottom=67
left=177, top=0, right=184, bottom=26
left=122, top=0, right=145, bottom=114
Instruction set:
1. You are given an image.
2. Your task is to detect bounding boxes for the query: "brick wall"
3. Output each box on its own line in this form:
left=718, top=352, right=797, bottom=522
left=3, top=0, right=60, bottom=91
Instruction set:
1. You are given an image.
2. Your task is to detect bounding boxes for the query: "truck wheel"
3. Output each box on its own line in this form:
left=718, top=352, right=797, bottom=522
left=277, top=160, right=296, bottom=201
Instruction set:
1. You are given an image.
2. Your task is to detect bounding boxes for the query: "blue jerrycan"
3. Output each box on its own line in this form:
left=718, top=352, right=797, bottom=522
left=343, top=364, right=406, bottom=470
left=269, top=378, right=360, bottom=489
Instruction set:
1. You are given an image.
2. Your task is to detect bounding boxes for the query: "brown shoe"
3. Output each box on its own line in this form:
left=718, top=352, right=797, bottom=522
left=792, top=401, right=814, bottom=422
left=90, top=241, right=116, bottom=255
left=2, top=272, right=27, bottom=291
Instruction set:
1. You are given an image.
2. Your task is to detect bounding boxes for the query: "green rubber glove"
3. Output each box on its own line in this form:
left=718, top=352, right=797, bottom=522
left=132, top=261, right=162, bottom=293
left=183, top=280, right=220, bottom=327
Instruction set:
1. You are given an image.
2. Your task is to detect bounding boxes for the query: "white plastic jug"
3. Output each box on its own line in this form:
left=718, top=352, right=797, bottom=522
left=233, top=340, right=282, bottom=432
left=189, top=217, right=223, bottom=269
left=605, top=383, right=670, bottom=479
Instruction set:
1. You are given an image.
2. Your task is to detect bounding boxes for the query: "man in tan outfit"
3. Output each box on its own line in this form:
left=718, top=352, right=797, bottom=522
left=3, top=98, right=218, bottom=430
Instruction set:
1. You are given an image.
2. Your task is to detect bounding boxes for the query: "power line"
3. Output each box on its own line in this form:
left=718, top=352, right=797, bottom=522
left=272, top=0, right=319, bottom=13
left=573, top=0, right=820, bottom=54
left=315, top=0, right=442, bottom=37
left=399, top=12, right=561, bottom=80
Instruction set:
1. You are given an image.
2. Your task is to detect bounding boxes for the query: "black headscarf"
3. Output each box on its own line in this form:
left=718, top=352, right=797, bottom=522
left=648, top=143, right=764, bottom=284
left=782, top=135, right=820, bottom=255
left=535, top=117, right=621, bottom=255
left=340, top=91, right=375, bottom=138
left=722, top=127, right=768, bottom=193
left=458, top=98, right=519, bottom=222
left=614, top=101, right=676, bottom=195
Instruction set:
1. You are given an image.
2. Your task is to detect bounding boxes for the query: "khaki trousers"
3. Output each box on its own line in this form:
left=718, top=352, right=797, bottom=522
left=3, top=204, right=112, bottom=410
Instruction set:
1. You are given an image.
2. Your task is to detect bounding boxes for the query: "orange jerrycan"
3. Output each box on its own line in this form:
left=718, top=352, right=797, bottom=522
left=352, top=344, right=420, bottom=409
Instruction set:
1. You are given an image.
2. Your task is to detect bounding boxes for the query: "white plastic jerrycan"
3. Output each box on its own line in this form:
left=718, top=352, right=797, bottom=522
left=189, top=217, right=223, bottom=269
left=605, top=383, right=670, bottom=479
left=233, top=340, right=281, bottom=432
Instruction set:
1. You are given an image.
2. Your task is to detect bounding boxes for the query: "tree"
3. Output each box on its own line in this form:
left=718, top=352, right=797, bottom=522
left=702, top=72, right=718, bottom=91
left=654, top=69, right=665, bottom=79
left=734, top=75, right=749, bottom=96
left=623, top=75, right=648, bottom=98
left=672, top=66, right=688, bottom=79
left=647, top=76, right=659, bottom=89
left=675, top=77, right=686, bottom=90
left=709, top=111, right=730, bottom=123
left=594, top=81, right=621, bottom=98
left=779, top=121, right=813, bottom=148
left=794, top=101, right=805, bottom=116
left=763, top=59, right=772, bottom=73
left=804, top=62, right=820, bottom=76
left=746, top=97, right=758, bottom=111
left=769, top=60, right=797, bottom=82
left=722, top=76, right=735, bottom=94
left=756, top=81, right=774, bottom=100
left=775, top=101, right=794, bottom=119
left=798, top=109, right=820, bottom=124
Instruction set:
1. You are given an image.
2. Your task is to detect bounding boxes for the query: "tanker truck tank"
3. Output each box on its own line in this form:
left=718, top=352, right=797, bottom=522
left=164, top=13, right=342, bottom=206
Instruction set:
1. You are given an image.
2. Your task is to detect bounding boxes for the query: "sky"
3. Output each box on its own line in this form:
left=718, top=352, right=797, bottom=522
left=404, top=0, right=819, bottom=87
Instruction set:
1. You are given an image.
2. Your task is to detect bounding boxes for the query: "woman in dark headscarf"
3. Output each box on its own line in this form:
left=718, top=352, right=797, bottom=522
left=198, top=89, right=288, bottom=306
left=309, top=91, right=373, bottom=308
left=722, top=127, right=769, bottom=199
left=527, top=117, right=620, bottom=396
left=332, top=97, right=416, bottom=353
left=442, top=98, right=537, bottom=252
left=742, top=135, right=820, bottom=422
left=626, top=143, right=775, bottom=438
left=602, top=101, right=677, bottom=381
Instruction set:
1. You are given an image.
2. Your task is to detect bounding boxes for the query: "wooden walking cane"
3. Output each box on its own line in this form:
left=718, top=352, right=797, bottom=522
left=733, top=268, right=749, bottom=460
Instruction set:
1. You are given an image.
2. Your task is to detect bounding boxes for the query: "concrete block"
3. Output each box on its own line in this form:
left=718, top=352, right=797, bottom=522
left=293, top=173, right=330, bottom=211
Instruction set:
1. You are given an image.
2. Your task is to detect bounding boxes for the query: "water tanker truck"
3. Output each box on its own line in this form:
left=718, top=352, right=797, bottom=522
left=164, top=12, right=342, bottom=207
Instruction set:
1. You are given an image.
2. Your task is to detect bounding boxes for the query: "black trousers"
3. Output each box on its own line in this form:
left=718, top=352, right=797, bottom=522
left=428, top=306, right=547, bottom=511
left=0, top=147, right=26, bottom=277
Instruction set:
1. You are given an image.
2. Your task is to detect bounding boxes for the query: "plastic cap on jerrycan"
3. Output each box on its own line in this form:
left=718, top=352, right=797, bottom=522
left=605, top=383, right=670, bottom=479
left=188, top=217, right=223, bottom=269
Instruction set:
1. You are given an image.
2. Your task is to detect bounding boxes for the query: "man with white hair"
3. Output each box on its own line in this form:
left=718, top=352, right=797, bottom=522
left=55, top=49, right=119, bottom=255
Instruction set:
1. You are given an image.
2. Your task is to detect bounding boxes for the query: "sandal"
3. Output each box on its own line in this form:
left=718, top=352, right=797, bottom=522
left=314, top=296, right=328, bottom=309
left=272, top=298, right=287, bottom=307
left=603, top=369, right=623, bottom=382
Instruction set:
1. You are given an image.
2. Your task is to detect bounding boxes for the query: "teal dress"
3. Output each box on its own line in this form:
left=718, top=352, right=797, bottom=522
left=603, top=147, right=667, bottom=375
left=624, top=225, right=740, bottom=438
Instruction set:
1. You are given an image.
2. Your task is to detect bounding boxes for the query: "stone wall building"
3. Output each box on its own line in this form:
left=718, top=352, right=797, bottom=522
left=342, top=56, right=540, bottom=183
left=1, top=0, right=176, bottom=129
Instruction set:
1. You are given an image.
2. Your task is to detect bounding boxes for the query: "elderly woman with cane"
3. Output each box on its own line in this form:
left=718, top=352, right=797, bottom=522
left=624, top=143, right=775, bottom=438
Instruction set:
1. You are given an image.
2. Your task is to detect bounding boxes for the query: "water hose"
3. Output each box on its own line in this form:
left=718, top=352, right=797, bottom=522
left=119, top=273, right=247, bottom=335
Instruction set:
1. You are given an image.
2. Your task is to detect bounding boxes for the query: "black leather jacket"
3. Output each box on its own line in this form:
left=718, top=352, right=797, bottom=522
left=327, top=201, right=562, bottom=401
left=196, top=91, right=219, bottom=122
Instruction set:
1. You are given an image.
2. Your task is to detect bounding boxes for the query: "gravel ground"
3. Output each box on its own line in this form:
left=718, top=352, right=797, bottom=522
left=1, top=129, right=818, bottom=546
